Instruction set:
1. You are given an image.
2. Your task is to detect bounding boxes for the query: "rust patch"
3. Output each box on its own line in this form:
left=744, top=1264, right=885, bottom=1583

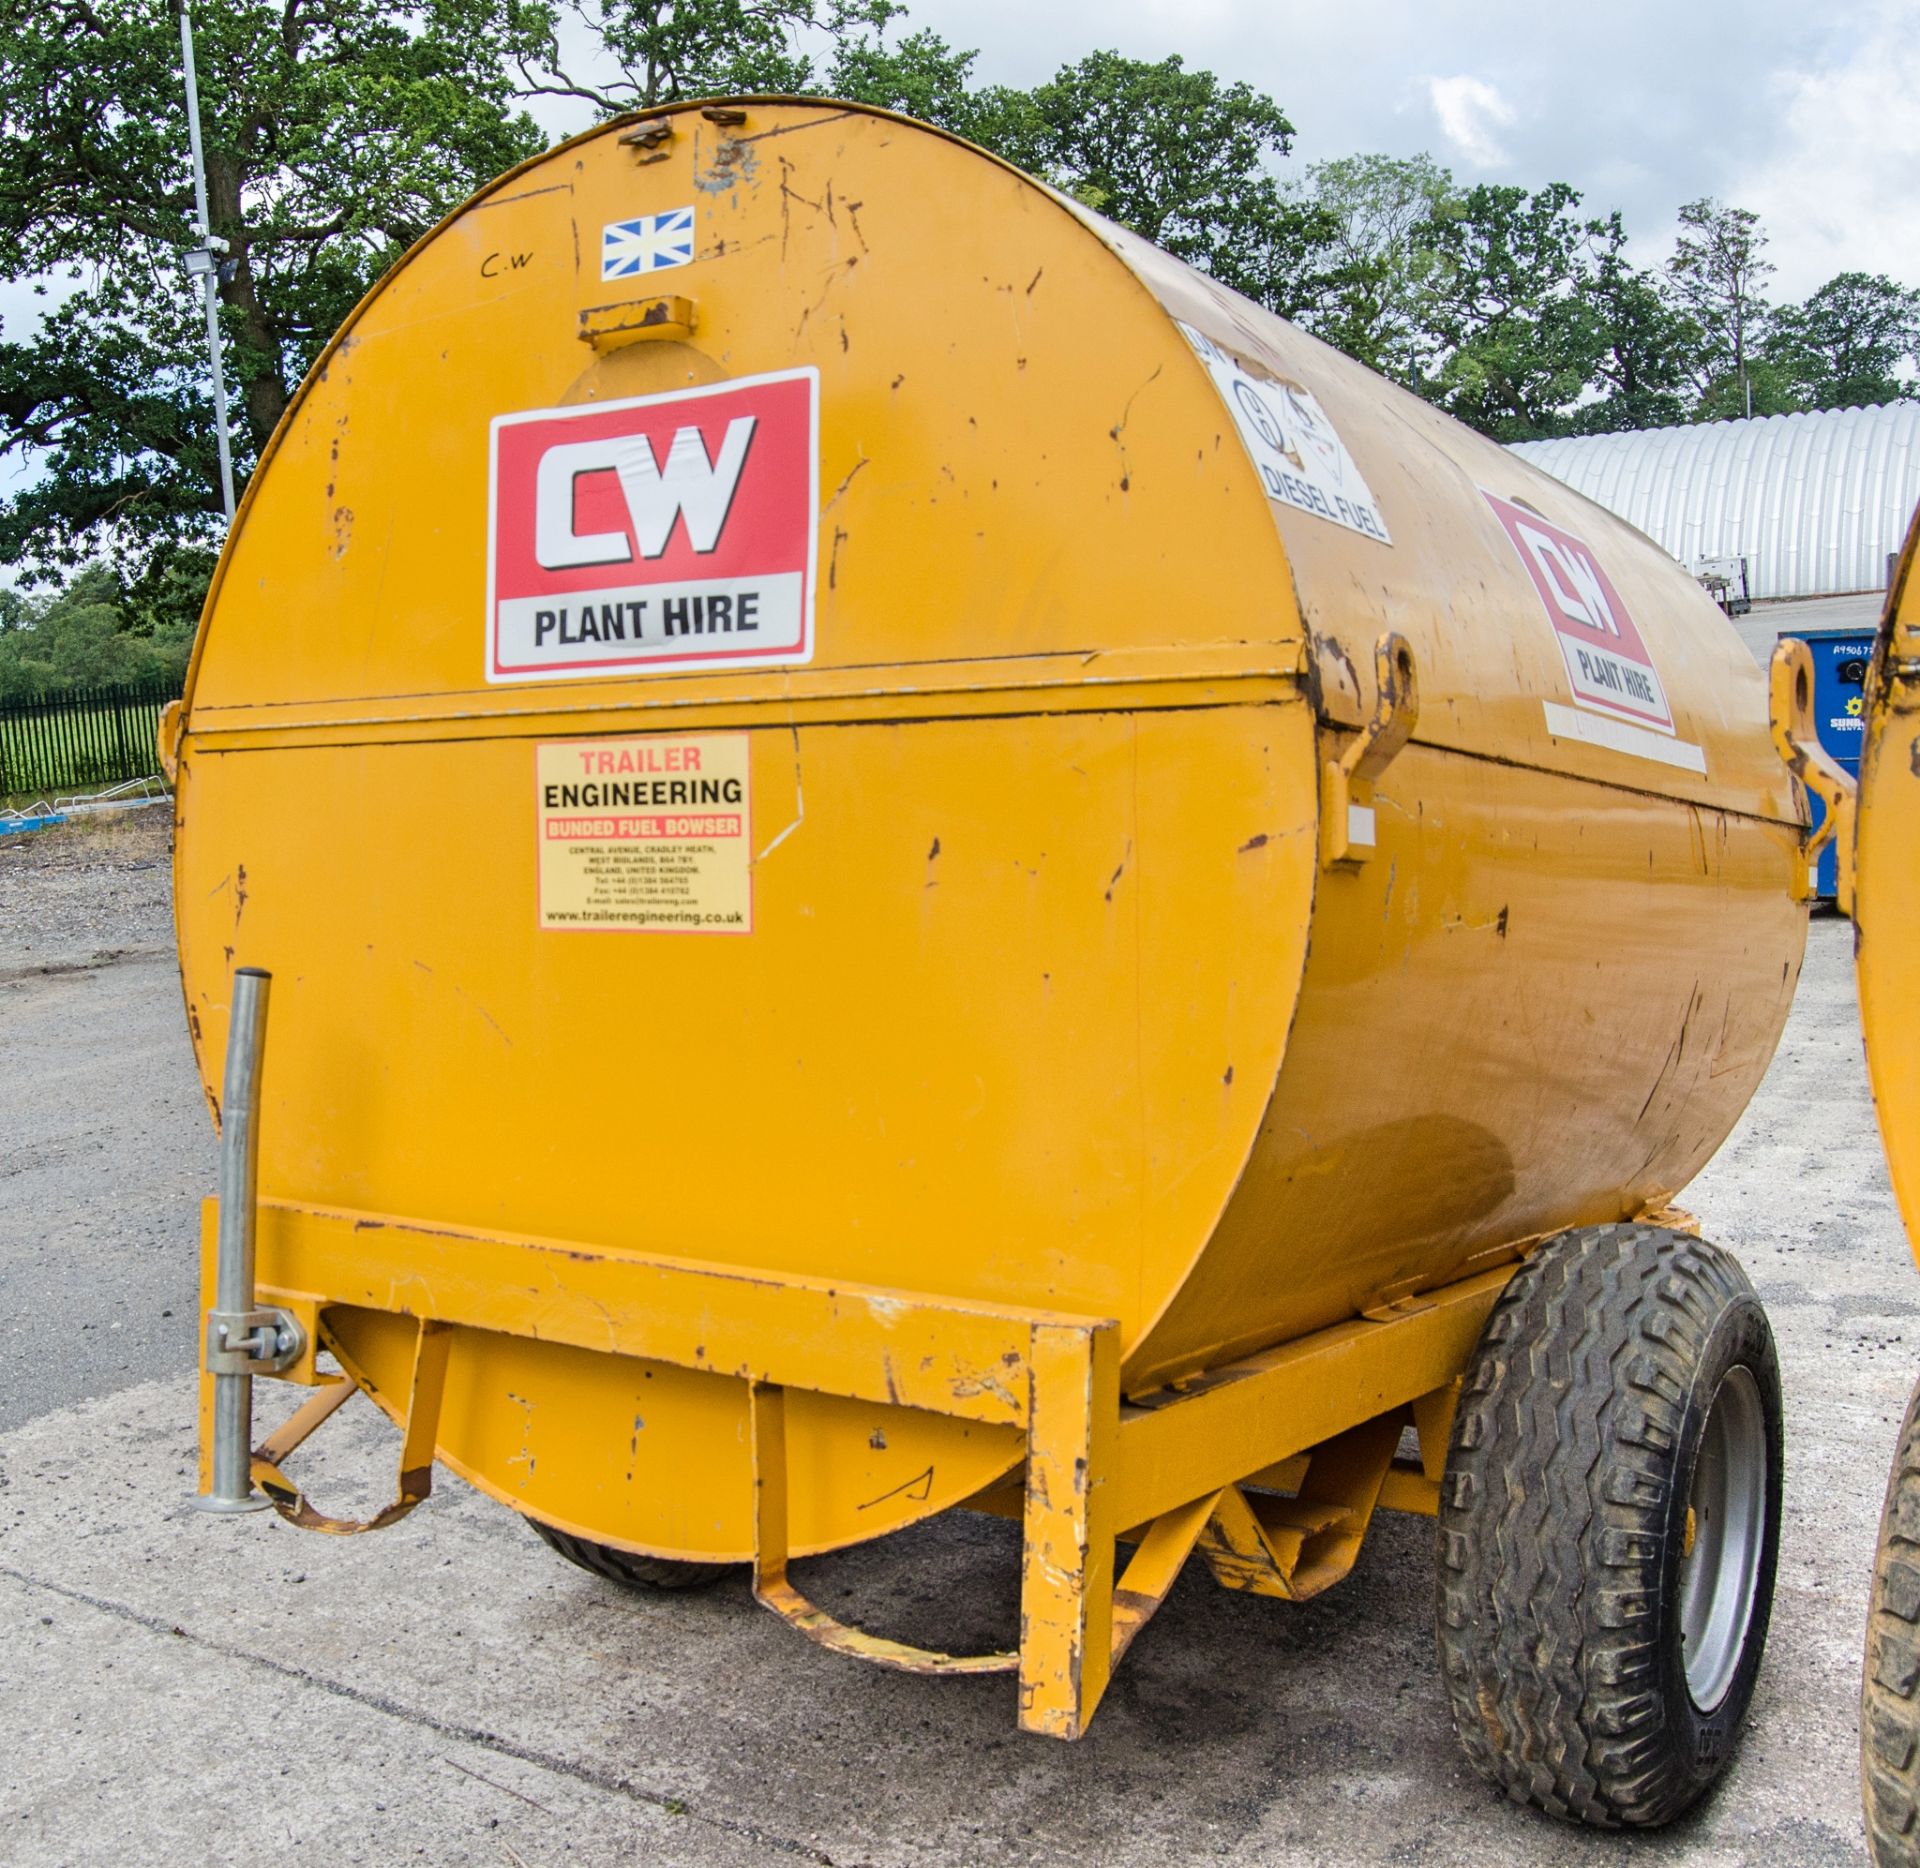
left=825, top=455, right=869, bottom=510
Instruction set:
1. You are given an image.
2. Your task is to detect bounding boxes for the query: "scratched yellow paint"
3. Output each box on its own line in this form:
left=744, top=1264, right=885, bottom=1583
left=174, top=101, right=1804, bottom=1564
left=1856, top=511, right=1920, bottom=1250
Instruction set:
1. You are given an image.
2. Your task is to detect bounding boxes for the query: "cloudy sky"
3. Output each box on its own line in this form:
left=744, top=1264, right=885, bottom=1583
left=858, top=0, right=1918, bottom=297
left=4, top=0, right=1915, bottom=367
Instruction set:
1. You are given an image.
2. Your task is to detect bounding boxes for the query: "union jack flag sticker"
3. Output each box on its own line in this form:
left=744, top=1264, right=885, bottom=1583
left=601, top=208, right=696, bottom=281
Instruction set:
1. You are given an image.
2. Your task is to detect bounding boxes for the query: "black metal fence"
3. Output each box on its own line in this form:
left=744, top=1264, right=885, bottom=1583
left=0, top=678, right=182, bottom=797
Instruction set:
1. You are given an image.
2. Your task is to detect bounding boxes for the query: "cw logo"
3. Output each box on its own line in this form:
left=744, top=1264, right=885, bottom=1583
left=1515, top=519, right=1621, bottom=638
left=535, top=418, right=757, bottom=570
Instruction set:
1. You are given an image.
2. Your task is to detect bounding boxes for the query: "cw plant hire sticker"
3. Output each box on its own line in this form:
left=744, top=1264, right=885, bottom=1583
left=1482, top=490, right=1675, bottom=735
left=486, top=368, right=820, bottom=684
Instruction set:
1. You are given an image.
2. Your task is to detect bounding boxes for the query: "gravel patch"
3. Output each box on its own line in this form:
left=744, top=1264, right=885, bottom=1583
left=0, top=806, right=176, bottom=968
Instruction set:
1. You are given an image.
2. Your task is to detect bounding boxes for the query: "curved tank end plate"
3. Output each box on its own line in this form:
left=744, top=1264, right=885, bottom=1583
left=175, top=101, right=1321, bottom=1556
left=1857, top=510, right=1920, bottom=1247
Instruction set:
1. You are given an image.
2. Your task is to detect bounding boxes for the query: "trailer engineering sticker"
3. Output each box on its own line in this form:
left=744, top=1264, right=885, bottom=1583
left=1178, top=323, right=1391, bottom=544
left=487, top=368, right=818, bottom=683
left=536, top=734, right=751, bottom=933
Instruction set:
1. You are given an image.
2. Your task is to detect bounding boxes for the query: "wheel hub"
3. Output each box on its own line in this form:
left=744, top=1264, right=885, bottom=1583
left=1677, top=1363, right=1769, bottom=1711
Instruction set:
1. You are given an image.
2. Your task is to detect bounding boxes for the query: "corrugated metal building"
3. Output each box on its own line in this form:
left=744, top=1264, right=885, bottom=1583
left=1510, top=402, right=1920, bottom=601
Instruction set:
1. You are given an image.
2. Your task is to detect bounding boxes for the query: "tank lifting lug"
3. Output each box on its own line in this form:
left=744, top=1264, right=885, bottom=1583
left=1321, top=632, right=1419, bottom=869
left=618, top=116, right=675, bottom=162
left=1768, top=636, right=1859, bottom=912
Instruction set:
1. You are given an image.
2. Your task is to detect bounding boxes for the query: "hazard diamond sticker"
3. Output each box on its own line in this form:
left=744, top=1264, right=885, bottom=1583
left=1179, top=322, right=1391, bottom=545
left=487, top=369, right=819, bottom=684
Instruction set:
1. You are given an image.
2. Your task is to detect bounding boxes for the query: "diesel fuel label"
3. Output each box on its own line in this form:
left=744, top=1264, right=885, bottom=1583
left=535, top=735, right=751, bottom=934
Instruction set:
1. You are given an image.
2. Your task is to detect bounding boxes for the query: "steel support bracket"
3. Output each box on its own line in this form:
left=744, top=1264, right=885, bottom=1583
left=748, top=1378, right=1021, bottom=1677
left=1321, top=632, right=1419, bottom=869
left=1770, top=634, right=1859, bottom=912
left=250, top=1318, right=452, bottom=1536
left=749, top=1373, right=1219, bottom=1711
left=204, top=1304, right=306, bottom=1376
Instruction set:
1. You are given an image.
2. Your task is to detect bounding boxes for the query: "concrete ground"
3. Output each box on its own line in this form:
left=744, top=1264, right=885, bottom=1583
left=1, top=809, right=1911, bottom=1867
left=1734, top=590, right=1884, bottom=667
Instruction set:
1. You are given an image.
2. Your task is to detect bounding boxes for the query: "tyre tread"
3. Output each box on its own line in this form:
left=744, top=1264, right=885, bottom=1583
left=1436, top=1222, right=1775, bottom=1828
left=1864, top=1377, right=1920, bottom=1863
left=528, top=1517, right=730, bottom=1590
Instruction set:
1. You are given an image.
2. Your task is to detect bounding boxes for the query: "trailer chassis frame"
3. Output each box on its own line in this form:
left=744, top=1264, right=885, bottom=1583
left=199, top=1191, right=1511, bottom=1739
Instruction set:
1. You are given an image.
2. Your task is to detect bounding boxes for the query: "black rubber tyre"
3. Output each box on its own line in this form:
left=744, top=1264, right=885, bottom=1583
left=1436, top=1222, right=1782, bottom=1828
left=1863, top=1372, right=1920, bottom=1864
left=528, top=1518, right=731, bottom=1590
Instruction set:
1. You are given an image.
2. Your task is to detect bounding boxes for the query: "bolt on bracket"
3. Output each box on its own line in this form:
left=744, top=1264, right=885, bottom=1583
left=204, top=1304, right=306, bottom=1377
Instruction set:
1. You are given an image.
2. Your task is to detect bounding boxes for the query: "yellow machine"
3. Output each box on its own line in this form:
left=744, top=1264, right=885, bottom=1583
left=174, top=101, right=1809, bottom=1826
left=1795, top=514, right=1920, bottom=1863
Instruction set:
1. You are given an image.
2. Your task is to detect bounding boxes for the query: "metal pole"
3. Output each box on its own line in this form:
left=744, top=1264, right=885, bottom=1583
left=177, top=0, right=237, bottom=523
left=196, top=968, right=271, bottom=1512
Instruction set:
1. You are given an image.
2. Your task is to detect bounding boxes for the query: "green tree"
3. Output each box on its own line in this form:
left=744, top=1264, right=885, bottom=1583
left=1014, top=51, right=1332, bottom=316
left=504, top=0, right=870, bottom=114
left=1571, top=213, right=1703, bottom=434
left=0, top=0, right=546, bottom=578
left=1666, top=197, right=1774, bottom=420
left=1412, top=182, right=1599, bottom=440
left=0, top=565, right=195, bottom=700
left=835, top=39, right=1335, bottom=321
left=1287, top=152, right=1459, bottom=383
left=825, top=23, right=1043, bottom=163
left=1765, top=271, right=1920, bottom=410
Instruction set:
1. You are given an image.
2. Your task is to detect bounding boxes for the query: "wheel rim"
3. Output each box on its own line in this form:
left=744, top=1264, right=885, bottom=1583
left=1677, top=1363, right=1769, bottom=1712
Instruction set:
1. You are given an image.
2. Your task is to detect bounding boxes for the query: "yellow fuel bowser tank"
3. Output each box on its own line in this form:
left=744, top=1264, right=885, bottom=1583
left=174, top=100, right=1809, bottom=1827
left=1802, top=514, right=1920, bottom=1864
